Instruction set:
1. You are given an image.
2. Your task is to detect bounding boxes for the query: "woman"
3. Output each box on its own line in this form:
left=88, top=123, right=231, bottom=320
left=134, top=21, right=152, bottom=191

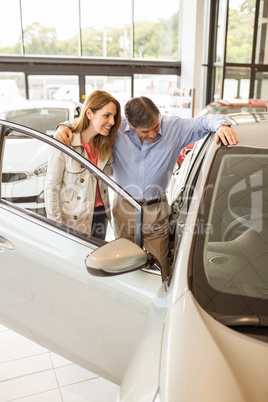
left=45, top=90, right=121, bottom=240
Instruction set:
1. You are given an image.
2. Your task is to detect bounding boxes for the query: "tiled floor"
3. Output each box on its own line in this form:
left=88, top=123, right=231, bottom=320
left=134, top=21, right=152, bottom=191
left=0, top=324, right=119, bottom=402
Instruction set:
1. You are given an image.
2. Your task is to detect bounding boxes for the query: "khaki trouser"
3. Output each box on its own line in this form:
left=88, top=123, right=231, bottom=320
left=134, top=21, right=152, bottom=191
left=112, top=195, right=171, bottom=281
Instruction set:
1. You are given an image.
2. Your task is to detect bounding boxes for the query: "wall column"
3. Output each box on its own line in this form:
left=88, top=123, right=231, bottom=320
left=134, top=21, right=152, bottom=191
left=179, top=0, right=210, bottom=115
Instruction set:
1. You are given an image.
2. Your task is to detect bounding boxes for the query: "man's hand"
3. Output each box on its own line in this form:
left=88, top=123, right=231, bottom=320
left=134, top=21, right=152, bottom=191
left=54, top=125, right=73, bottom=146
left=215, top=125, right=239, bottom=146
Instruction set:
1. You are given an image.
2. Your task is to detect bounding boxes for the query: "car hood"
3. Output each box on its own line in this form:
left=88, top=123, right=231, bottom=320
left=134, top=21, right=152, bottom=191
left=160, top=291, right=268, bottom=402
left=3, top=138, right=49, bottom=172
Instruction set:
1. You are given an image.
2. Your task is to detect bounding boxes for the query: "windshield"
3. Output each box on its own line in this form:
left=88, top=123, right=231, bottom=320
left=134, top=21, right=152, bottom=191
left=2, top=108, right=70, bottom=137
left=192, top=146, right=268, bottom=317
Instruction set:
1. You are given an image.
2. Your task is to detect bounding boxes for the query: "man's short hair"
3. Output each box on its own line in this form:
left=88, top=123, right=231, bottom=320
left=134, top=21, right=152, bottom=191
left=125, top=96, right=160, bottom=128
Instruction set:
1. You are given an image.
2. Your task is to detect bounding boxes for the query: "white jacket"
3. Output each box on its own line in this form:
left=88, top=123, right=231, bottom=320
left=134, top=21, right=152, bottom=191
left=45, top=133, right=112, bottom=235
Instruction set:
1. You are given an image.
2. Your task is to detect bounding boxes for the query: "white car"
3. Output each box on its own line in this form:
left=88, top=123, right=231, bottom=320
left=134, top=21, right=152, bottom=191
left=0, top=100, right=82, bottom=214
left=0, top=113, right=267, bottom=402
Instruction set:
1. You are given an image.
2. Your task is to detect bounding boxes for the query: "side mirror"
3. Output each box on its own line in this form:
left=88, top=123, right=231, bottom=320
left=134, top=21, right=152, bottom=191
left=86, top=238, right=161, bottom=277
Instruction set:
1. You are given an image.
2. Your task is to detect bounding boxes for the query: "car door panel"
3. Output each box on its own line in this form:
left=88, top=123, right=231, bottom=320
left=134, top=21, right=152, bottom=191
left=0, top=199, right=160, bottom=384
left=0, top=122, right=161, bottom=384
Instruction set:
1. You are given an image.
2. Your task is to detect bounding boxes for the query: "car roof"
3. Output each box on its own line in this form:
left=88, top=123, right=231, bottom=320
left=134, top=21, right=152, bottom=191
left=0, top=99, right=82, bottom=113
left=229, top=111, right=268, bottom=124
left=208, top=98, right=268, bottom=107
left=227, top=112, right=268, bottom=148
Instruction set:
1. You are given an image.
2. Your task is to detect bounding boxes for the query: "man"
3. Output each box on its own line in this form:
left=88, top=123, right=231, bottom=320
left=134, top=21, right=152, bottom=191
left=55, top=96, right=238, bottom=281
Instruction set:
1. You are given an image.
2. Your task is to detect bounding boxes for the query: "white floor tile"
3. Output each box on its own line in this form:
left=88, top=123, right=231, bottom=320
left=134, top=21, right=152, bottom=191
left=0, top=353, right=52, bottom=382
left=0, top=330, right=46, bottom=363
left=55, top=364, right=97, bottom=388
left=0, top=326, right=120, bottom=402
left=9, top=388, right=62, bottom=402
left=49, top=352, right=73, bottom=369
left=60, top=377, right=119, bottom=402
left=0, top=370, right=58, bottom=401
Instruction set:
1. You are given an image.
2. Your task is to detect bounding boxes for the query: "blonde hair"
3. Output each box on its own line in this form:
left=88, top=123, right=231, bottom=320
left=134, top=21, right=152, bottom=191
left=70, top=90, right=121, bottom=161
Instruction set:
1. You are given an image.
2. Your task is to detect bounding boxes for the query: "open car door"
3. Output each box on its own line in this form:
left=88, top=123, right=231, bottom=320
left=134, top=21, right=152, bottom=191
left=0, top=120, right=161, bottom=384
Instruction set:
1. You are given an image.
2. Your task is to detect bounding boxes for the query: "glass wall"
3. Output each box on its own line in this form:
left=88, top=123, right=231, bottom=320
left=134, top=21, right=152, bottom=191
left=0, top=73, right=26, bottom=103
left=27, top=75, right=79, bottom=101
left=0, top=0, right=179, bottom=61
left=223, top=67, right=251, bottom=99
left=133, top=0, right=179, bottom=60
left=215, top=0, right=226, bottom=64
left=209, top=0, right=268, bottom=102
left=226, top=0, right=255, bottom=64
left=0, top=2, right=21, bottom=55
left=81, top=0, right=131, bottom=58
left=85, top=76, right=132, bottom=111
left=23, top=0, right=79, bottom=56
left=254, top=70, right=268, bottom=98
left=255, top=0, right=268, bottom=64
left=214, top=67, right=224, bottom=101
left=133, top=74, right=181, bottom=115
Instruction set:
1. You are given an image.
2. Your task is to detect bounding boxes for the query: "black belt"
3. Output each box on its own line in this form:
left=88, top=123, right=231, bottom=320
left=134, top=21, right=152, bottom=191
left=138, top=195, right=166, bottom=206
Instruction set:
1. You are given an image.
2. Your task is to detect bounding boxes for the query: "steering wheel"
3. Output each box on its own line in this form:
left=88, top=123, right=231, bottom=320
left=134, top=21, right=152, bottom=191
left=222, top=214, right=268, bottom=242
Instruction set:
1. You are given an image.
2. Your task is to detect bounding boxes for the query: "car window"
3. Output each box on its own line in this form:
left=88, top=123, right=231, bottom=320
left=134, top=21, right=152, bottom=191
left=0, top=125, right=139, bottom=245
left=192, top=146, right=268, bottom=317
left=4, top=108, right=70, bottom=136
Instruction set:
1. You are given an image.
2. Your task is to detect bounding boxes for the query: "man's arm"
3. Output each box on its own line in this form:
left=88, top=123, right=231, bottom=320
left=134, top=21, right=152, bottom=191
left=54, top=121, right=73, bottom=146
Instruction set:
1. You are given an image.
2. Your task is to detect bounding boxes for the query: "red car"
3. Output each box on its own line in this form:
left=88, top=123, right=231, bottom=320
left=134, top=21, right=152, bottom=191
left=177, top=99, right=268, bottom=168
left=177, top=142, right=195, bottom=167
left=200, top=98, right=268, bottom=116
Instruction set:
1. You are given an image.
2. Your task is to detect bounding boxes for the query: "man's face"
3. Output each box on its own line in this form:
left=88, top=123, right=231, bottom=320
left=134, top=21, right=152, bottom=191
left=133, top=121, right=160, bottom=143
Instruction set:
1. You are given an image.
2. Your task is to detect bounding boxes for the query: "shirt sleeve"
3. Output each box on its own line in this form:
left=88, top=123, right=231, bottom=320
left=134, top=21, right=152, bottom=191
left=55, top=120, right=71, bottom=130
left=166, top=114, right=232, bottom=149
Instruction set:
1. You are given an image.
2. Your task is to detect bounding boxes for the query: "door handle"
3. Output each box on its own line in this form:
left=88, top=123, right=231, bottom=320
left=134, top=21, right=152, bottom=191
left=0, top=235, right=15, bottom=250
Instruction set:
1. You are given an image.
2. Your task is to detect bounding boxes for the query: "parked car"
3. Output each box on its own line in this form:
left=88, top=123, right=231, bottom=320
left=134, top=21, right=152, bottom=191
left=0, top=100, right=82, bottom=214
left=177, top=98, right=268, bottom=168
left=199, top=98, right=268, bottom=116
left=0, top=113, right=268, bottom=401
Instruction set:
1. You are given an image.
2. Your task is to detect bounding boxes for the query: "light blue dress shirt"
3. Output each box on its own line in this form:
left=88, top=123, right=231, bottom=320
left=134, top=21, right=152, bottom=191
left=112, top=114, right=231, bottom=200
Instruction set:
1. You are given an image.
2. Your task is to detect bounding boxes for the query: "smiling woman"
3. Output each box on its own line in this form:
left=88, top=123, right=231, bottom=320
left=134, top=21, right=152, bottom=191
left=45, top=90, right=121, bottom=240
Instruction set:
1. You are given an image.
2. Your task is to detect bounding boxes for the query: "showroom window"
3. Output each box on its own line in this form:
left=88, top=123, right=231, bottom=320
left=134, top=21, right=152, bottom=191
left=0, top=0, right=179, bottom=61
left=254, top=70, right=268, bottom=99
left=0, top=0, right=180, bottom=108
left=20, top=0, right=79, bottom=57
left=27, top=75, right=80, bottom=101
left=0, top=72, right=26, bottom=102
left=208, top=0, right=268, bottom=102
left=80, top=0, right=131, bottom=58
left=255, top=0, right=268, bottom=64
left=0, top=3, right=21, bottom=55
left=226, top=0, right=255, bottom=64
left=223, top=66, right=251, bottom=99
left=133, top=0, right=179, bottom=60
left=85, top=76, right=132, bottom=111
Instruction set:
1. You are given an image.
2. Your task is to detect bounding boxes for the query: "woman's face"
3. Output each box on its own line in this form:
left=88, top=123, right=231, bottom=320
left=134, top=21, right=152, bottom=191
left=87, top=101, right=117, bottom=136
